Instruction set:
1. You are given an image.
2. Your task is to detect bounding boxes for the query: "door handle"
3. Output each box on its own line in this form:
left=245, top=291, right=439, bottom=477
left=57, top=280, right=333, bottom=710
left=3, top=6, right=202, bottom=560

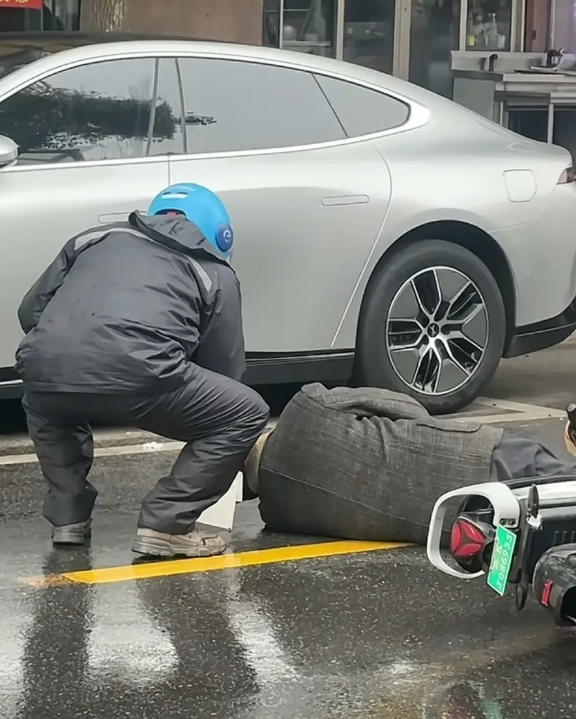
left=322, top=195, right=369, bottom=206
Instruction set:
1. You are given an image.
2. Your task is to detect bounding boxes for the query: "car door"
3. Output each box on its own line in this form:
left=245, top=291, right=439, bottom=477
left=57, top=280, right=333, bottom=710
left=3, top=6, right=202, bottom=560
left=166, top=56, right=394, bottom=355
left=0, top=55, right=176, bottom=375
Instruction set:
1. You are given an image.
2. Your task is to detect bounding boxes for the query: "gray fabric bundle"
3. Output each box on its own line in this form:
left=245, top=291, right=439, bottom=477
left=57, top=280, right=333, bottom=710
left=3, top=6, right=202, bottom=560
left=257, top=383, right=503, bottom=545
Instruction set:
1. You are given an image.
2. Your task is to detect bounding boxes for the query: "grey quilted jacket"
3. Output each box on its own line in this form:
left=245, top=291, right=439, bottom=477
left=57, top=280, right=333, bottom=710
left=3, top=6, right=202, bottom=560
left=258, top=383, right=503, bottom=545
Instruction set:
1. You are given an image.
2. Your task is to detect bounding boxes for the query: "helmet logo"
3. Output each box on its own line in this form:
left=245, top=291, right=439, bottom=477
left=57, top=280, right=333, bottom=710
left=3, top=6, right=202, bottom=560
left=215, top=223, right=234, bottom=253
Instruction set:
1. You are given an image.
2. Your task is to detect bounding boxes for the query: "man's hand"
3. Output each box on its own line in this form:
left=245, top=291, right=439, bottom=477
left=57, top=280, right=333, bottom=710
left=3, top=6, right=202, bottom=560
left=564, top=421, right=576, bottom=457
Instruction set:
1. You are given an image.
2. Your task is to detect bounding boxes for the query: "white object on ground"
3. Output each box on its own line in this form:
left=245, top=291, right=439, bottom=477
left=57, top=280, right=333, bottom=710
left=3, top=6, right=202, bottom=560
left=198, top=472, right=243, bottom=531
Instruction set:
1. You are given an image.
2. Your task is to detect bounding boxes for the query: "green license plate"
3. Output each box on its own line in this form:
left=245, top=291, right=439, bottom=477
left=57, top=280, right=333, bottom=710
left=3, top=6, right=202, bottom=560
left=487, top=525, right=517, bottom=596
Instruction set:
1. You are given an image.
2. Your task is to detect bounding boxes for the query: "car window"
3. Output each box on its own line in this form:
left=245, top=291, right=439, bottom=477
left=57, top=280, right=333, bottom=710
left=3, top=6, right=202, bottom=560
left=149, top=58, right=185, bottom=157
left=177, top=57, right=346, bottom=154
left=315, top=74, right=410, bottom=137
left=0, top=58, right=157, bottom=165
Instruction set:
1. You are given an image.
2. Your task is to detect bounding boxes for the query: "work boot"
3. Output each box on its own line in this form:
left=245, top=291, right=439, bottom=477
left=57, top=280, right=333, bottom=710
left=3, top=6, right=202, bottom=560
left=131, top=527, right=227, bottom=558
left=52, top=519, right=92, bottom=546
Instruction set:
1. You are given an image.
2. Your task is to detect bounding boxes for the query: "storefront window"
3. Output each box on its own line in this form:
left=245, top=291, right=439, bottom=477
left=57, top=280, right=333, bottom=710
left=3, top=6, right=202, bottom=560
left=0, top=4, right=40, bottom=31
left=343, top=0, right=395, bottom=75
left=262, top=0, right=281, bottom=47
left=524, top=0, right=551, bottom=51
left=0, top=0, right=79, bottom=32
left=550, top=0, right=576, bottom=53
left=409, top=0, right=459, bottom=98
left=281, top=0, right=337, bottom=57
left=465, top=0, right=512, bottom=50
left=46, top=0, right=80, bottom=30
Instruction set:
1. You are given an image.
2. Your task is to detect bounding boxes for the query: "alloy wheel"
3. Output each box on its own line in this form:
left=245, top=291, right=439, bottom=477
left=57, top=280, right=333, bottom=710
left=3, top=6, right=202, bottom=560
left=386, top=266, right=489, bottom=395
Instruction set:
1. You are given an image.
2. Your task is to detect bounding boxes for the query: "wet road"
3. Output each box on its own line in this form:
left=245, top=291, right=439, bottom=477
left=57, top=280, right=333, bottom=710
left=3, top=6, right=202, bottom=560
left=1, top=343, right=576, bottom=719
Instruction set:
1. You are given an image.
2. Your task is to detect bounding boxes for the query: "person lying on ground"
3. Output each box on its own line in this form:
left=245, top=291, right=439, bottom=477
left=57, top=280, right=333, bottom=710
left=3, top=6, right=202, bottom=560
left=243, top=383, right=576, bottom=544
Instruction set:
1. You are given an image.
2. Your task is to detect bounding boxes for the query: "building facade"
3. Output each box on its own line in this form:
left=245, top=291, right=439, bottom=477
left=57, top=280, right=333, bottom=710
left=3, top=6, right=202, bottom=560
left=0, top=0, right=264, bottom=45
left=0, top=0, right=572, bottom=100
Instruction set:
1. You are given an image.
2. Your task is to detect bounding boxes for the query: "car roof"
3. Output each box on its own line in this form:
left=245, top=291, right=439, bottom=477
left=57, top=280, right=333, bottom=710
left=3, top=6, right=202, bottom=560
left=0, top=30, right=217, bottom=47
left=0, top=34, right=448, bottom=107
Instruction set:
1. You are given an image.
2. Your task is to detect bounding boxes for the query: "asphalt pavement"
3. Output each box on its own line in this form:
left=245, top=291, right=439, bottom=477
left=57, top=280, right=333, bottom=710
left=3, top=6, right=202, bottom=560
left=2, top=342, right=576, bottom=719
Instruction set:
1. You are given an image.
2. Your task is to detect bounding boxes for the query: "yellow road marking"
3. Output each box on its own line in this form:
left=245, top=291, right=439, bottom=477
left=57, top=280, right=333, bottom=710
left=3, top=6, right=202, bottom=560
left=23, top=540, right=408, bottom=588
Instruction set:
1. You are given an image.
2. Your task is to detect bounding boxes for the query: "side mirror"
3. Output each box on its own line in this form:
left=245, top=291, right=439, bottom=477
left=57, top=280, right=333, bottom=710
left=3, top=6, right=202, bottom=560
left=0, top=134, right=18, bottom=167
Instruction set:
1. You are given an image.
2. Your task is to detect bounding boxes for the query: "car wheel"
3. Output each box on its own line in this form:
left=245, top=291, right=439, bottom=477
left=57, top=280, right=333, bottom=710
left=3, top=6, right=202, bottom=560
left=356, top=239, right=506, bottom=414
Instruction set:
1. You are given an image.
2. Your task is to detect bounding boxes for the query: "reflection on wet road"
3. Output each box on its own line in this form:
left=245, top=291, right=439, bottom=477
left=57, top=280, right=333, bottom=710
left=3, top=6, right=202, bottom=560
left=2, top=491, right=576, bottom=718
left=3, top=343, right=576, bottom=718
left=2, top=526, right=575, bottom=719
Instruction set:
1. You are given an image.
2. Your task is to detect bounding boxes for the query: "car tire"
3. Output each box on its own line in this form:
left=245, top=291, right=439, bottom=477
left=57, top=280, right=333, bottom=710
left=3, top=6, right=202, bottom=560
left=355, top=239, right=506, bottom=415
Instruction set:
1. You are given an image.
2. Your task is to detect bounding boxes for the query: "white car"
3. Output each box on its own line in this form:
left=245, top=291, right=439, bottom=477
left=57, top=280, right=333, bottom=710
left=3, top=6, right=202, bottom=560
left=0, top=33, right=575, bottom=413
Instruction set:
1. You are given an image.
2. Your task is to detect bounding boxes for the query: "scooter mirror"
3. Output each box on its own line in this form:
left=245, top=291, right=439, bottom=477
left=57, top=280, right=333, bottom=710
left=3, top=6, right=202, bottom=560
left=426, top=482, right=521, bottom=579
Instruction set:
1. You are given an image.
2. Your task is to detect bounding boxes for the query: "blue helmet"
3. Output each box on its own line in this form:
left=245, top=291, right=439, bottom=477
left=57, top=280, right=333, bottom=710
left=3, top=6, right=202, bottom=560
left=148, top=183, right=234, bottom=258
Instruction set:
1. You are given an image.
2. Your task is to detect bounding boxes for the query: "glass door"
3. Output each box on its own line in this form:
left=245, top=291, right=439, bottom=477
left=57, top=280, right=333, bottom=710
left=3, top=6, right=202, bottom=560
left=550, top=0, right=576, bottom=53
left=280, top=0, right=339, bottom=57
left=263, top=0, right=403, bottom=76
left=465, top=0, right=513, bottom=50
left=408, top=0, right=460, bottom=97
left=343, top=0, right=396, bottom=75
left=524, top=0, right=551, bottom=51
left=264, top=0, right=465, bottom=93
left=263, top=0, right=282, bottom=47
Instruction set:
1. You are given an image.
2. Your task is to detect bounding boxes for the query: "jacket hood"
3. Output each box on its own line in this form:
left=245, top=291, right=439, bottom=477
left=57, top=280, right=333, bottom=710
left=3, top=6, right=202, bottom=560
left=129, top=211, right=227, bottom=264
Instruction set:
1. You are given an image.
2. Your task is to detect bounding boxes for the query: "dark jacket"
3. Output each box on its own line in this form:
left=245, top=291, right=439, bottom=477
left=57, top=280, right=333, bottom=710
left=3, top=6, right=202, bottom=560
left=15, top=212, right=245, bottom=393
left=258, top=383, right=503, bottom=545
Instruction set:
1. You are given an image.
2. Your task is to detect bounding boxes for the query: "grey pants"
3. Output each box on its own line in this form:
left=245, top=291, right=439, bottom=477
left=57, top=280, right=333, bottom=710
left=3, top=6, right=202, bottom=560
left=22, top=365, right=269, bottom=534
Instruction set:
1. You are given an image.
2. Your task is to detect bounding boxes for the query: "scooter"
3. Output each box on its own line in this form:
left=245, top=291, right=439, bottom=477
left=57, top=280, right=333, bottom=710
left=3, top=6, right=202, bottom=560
left=426, top=405, right=576, bottom=626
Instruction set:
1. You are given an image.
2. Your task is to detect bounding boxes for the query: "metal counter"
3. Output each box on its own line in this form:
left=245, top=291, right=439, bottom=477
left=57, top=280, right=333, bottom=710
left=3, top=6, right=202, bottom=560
left=451, top=51, right=576, bottom=151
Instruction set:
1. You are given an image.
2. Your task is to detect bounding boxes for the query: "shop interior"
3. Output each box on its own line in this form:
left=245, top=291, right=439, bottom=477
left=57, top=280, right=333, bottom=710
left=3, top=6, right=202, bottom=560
left=262, top=0, right=576, bottom=155
left=262, top=0, right=571, bottom=84
left=0, top=0, right=78, bottom=32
